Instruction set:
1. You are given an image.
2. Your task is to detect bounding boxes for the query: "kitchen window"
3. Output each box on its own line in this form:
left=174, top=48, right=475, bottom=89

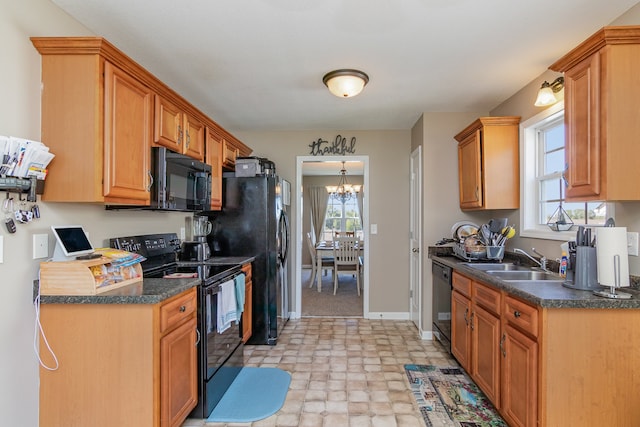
left=322, top=196, right=362, bottom=241
left=520, top=101, right=610, bottom=240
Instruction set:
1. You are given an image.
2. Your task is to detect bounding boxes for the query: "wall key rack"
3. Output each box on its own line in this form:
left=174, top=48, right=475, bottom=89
left=0, top=176, right=45, bottom=202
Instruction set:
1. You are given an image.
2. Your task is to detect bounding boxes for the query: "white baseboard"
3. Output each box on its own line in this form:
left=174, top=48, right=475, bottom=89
left=421, top=330, right=434, bottom=340
left=366, top=312, right=410, bottom=320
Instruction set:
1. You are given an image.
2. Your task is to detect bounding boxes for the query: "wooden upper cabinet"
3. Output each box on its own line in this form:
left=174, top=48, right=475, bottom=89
left=154, top=95, right=183, bottom=152
left=104, top=62, right=153, bottom=204
left=183, top=113, right=205, bottom=160
left=454, top=117, right=520, bottom=210
left=222, top=139, right=239, bottom=169
left=154, top=95, right=205, bottom=161
left=550, top=26, right=640, bottom=201
left=31, top=37, right=152, bottom=205
left=31, top=36, right=251, bottom=205
left=205, top=127, right=223, bottom=210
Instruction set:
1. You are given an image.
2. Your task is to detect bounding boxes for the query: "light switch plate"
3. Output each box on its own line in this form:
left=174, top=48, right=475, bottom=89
left=371, top=224, right=378, bottom=234
left=627, top=232, right=639, bottom=256
left=33, top=234, right=49, bottom=259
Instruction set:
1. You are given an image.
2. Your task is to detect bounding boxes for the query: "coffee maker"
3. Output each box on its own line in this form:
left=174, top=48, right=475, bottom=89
left=180, top=215, right=212, bottom=261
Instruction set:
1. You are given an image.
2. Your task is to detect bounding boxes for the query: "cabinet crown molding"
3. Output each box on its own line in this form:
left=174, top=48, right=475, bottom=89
left=550, top=25, right=640, bottom=72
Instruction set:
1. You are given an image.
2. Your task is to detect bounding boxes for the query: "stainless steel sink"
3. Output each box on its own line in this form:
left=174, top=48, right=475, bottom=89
left=462, top=262, right=531, bottom=271
left=485, top=270, right=563, bottom=282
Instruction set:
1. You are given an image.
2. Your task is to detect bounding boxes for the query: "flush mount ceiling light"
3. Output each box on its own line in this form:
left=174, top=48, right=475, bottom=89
left=534, top=76, right=565, bottom=107
left=322, top=69, right=369, bottom=98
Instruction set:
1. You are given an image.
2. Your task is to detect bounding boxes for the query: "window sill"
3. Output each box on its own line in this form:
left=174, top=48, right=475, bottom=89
left=520, top=226, right=576, bottom=241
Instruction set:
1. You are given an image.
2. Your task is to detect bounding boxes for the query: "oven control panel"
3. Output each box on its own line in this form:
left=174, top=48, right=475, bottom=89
left=110, top=233, right=181, bottom=257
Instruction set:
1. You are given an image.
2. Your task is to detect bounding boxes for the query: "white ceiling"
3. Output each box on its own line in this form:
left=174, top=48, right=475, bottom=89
left=52, top=0, right=639, bottom=132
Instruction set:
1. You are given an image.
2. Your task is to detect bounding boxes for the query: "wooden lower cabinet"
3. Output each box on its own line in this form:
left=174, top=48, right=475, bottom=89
left=500, top=324, right=538, bottom=427
left=451, top=270, right=640, bottom=426
left=451, top=272, right=501, bottom=407
left=39, top=288, right=198, bottom=427
left=241, top=262, right=253, bottom=342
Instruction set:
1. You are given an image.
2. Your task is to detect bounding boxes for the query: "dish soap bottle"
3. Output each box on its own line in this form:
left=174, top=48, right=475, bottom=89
left=559, top=251, right=568, bottom=278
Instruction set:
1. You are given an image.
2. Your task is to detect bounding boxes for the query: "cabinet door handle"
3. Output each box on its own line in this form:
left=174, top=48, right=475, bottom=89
left=464, top=308, right=469, bottom=326
left=147, top=170, right=153, bottom=192
left=195, top=328, right=200, bottom=346
left=186, top=129, right=191, bottom=149
left=470, top=311, right=475, bottom=331
left=178, top=125, right=183, bottom=145
left=514, top=310, right=521, bottom=318
left=179, top=305, right=186, bottom=312
left=500, top=333, right=506, bottom=357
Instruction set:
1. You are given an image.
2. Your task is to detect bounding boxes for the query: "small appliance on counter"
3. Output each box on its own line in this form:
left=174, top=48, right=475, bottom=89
left=180, top=215, right=212, bottom=262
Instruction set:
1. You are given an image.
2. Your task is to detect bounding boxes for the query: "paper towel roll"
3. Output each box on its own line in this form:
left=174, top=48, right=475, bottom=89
left=596, top=227, right=629, bottom=287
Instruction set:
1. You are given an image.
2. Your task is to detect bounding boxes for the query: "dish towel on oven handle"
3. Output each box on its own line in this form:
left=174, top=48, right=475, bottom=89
left=234, top=273, right=246, bottom=320
left=217, top=279, right=238, bottom=334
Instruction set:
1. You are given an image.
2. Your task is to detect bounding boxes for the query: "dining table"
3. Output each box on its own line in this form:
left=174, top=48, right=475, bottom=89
left=314, top=240, right=363, bottom=292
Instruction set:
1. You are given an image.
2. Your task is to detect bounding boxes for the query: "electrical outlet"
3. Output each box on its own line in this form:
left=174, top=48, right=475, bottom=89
left=627, top=232, right=639, bottom=257
left=33, top=234, right=49, bottom=259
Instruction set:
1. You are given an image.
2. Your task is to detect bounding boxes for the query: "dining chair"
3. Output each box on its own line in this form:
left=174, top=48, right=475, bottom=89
left=332, top=236, right=360, bottom=296
left=306, top=232, right=333, bottom=290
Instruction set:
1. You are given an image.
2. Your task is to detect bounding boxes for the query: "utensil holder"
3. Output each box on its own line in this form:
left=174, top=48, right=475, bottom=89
left=563, top=246, right=598, bottom=290
left=486, top=246, right=505, bottom=260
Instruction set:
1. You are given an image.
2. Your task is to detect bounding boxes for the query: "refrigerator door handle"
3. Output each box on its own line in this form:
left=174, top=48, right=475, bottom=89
left=278, top=211, right=290, bottom=263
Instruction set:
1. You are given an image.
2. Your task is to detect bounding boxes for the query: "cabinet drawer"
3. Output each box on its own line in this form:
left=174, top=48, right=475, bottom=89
left=504, top=295, right=538, bottom=338
left=160, top=288, right=197, bottom=334
left=473, top=282, right=501, bottom=316
left=452, top=272, right=472, bottom=297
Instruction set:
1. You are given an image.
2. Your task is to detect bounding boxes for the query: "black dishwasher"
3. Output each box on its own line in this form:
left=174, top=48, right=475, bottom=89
left=432, top=260, right=452, bottom=353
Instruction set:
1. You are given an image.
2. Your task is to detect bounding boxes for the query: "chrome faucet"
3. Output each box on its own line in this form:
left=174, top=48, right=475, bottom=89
left=514, top=248, right=549, bottom=271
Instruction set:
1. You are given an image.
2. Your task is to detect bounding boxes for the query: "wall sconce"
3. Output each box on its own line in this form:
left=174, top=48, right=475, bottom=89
left=323, top=69, right=369, bottom=98
left=534, top=77, right=564, bottom=107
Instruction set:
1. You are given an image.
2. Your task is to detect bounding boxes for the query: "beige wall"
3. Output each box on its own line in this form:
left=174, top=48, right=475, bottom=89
left=234, top=130, right=411, bottom=315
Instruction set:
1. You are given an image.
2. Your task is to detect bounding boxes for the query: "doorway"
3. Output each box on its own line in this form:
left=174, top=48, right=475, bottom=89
left=293, top=155, right=370, bottom=318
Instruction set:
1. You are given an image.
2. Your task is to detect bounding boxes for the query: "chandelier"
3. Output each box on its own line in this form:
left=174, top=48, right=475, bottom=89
left=326, top=161, right=361, bottom=202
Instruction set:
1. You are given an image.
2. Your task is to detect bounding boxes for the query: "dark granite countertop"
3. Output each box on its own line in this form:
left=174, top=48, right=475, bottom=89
left=430, top=248, right=640, bottom=309
left=37, top=277, right=201, bottom=305
left=37, top=256, right=256, bottom=305
left=202, top=256, right=255, bottom=265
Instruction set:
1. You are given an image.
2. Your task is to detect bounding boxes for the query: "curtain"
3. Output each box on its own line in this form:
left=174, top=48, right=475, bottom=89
left=356, top=191, right=364, bottom=228
left=308, top=186, right=329, bottom=243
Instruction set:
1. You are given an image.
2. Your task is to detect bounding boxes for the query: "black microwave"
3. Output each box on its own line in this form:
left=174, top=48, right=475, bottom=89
left=150, top=147, right=211, bottom=211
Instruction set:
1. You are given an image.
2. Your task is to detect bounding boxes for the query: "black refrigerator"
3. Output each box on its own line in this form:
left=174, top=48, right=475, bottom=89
left=206, top=175, right=290, bottom=345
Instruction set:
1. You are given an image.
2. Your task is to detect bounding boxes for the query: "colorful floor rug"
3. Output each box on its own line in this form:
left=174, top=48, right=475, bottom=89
left=404, top=364, right=507, bottom=427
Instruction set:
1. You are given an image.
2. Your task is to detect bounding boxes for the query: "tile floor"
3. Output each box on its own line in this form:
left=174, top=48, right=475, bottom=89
left=181, top=317, right=457, bottom=427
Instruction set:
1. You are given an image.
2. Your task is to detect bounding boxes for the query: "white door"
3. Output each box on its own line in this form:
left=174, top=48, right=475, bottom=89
left=409, top=147, right=422, bottom=331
